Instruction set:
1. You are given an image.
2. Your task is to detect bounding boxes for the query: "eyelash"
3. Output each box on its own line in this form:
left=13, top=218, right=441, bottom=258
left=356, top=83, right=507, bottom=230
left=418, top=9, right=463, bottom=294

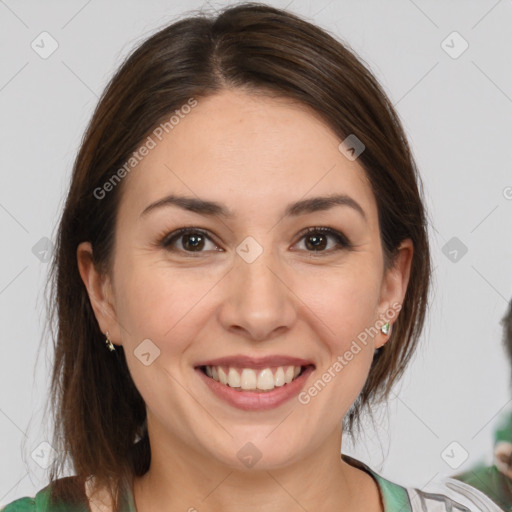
left=157, top=226, right=353, bottom=256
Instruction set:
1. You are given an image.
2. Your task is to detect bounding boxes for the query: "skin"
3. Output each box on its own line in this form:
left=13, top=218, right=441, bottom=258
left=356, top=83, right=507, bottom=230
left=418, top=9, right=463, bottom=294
left=78, top=89, right=413, bottom=512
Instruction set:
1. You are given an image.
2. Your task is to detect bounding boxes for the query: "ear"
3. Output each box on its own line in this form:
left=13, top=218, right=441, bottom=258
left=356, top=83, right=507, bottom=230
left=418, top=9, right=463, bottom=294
left=77, top=241, right=121, bottom=346
left=375, top=238, right=413, bottom=349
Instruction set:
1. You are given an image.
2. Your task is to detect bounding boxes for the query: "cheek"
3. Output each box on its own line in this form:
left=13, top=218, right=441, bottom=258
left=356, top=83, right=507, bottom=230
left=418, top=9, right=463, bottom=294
left=299, top=266, right=381, bottom=394
left=112, top=254, right=218, bottom=344
left=112, top=264, right=204, bottom=401
left=303, top=264, right=382, bottom=344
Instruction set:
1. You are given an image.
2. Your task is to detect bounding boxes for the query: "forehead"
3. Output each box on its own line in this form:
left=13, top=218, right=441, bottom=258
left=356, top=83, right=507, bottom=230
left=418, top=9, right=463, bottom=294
left=118, top=89, right=378, bottom=224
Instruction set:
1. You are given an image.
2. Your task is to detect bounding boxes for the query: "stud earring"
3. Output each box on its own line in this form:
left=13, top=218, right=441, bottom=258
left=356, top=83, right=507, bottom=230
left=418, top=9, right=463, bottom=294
left=105, top=330, right=116, bottom=352
left=381, top=322, right=391, bottom=335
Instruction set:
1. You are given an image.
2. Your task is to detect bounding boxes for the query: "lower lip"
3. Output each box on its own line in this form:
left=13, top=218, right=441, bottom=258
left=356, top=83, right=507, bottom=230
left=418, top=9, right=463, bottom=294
left=195, top=366, right=315, bottom=411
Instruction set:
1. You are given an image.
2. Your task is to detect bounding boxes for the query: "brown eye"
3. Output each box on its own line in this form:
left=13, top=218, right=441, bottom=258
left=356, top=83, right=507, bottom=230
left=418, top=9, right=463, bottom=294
left=295, top=227, right=352, bottom=253
left=158, top=226, right=351, bottom=256
left=161, top=228, right=220, bottom=253
left=304, top=232, right=328, bottom=251
left=179, top=232, right=205, bottom=251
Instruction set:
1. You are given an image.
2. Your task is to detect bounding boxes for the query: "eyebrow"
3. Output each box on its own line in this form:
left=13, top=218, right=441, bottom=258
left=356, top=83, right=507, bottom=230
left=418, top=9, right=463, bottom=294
left=140, top=193, right=367, bottom=222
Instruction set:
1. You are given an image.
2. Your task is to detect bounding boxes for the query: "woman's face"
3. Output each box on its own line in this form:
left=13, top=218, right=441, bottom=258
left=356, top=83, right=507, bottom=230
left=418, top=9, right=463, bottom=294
left=79, top=88, right=412, bottom=470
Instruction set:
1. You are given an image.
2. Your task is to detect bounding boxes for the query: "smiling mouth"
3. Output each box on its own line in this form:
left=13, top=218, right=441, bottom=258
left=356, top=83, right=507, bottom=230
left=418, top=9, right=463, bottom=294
left=197, top=364, right=313, bottom=393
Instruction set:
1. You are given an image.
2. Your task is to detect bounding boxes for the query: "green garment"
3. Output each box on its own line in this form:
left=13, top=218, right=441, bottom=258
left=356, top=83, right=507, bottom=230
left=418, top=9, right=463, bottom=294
left=0, top=454, right=502, bottom=511
left=454, top=410, right=512, bottom=511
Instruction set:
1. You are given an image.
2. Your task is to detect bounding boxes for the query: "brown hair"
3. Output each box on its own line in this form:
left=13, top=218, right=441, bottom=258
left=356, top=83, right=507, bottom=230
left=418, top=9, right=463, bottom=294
left=45, top=2, right=431, bottom=508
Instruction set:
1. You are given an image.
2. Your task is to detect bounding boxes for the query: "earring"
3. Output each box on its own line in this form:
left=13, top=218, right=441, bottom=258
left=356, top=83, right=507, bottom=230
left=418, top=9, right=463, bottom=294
left=381, top=322, right=391, bottom=335
left=105, top=330, right=116, bottom=352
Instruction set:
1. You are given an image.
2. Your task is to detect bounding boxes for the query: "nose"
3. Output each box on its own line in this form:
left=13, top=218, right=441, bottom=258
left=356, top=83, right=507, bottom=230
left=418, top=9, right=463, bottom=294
left=218, top=246, right=297, bottom=342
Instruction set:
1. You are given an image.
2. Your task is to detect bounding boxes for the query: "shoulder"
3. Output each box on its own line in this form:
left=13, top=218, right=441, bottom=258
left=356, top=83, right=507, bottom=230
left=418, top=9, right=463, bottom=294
left=1, top=497, right=36, bottom=512
left=0, top=476, right=90, bottom=512
left=401, top=475, right=505, bottom=512
left=454, top=463, right=511, bottom=511
left=343, top=455, right=504, bottom=512
left=455, top=461, right=504, bottom=490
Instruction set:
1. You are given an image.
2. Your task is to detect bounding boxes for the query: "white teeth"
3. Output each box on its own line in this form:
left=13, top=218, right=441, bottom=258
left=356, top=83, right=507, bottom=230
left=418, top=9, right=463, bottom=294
left=285, top=366, right=294, bottom=383
left=257, top=368, right=275, bottom=390
left=204, top=365, right=305, bottom=391
left=240, top=368, right=257, bottom=390
left=227, top=367, right=241, bottom=388
left=218, top=367, right=228, bottom=385
left=274, top=367, right=285, bottom=387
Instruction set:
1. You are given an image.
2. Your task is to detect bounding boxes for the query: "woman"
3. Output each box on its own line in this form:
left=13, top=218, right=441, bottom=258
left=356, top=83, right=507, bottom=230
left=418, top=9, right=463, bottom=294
left=1, top=3, right=503, bottom=511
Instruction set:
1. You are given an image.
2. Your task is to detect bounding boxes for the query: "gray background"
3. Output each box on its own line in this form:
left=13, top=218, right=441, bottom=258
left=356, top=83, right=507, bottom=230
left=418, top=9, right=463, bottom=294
left=1, top=0, right=511, bottom=505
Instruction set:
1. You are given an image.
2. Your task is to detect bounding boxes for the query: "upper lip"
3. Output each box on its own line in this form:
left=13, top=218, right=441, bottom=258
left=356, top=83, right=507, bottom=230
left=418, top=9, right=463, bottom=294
left=195, top=355, right=315, bottom=370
